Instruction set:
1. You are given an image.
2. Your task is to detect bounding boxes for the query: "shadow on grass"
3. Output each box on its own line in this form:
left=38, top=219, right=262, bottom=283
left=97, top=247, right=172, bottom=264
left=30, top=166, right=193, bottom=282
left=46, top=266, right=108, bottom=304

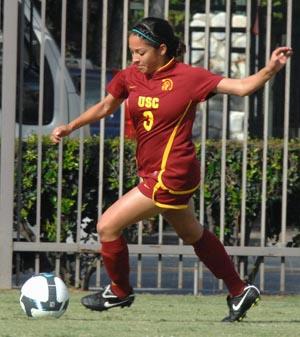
left=61, top=317, right=300, bottom=324
left=240, top=320, right=300, bottom=324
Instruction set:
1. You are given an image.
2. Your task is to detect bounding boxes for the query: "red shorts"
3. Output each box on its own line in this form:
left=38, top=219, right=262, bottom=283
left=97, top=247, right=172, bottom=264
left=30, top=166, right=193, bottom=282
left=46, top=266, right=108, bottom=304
left=138, top=176, right=199, bottom=209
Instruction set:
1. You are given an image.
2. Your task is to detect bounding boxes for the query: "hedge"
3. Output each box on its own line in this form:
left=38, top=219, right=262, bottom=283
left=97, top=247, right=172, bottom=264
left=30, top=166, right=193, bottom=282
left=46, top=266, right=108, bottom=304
left=16, top=136, right=300, bottom=247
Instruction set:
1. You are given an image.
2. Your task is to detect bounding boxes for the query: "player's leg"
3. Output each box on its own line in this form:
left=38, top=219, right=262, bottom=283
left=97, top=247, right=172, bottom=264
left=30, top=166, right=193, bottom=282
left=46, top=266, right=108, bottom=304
left=98, top=186, right=161, bottom=296
left=162, top=199, right=203, bottom=243
left=163, top=200, right=245, bottom=295
left=163, top=200, right=260, bottom=322
left=81, top=187, right=162, bottom=311
left=98, top=186, right=161, bottom=242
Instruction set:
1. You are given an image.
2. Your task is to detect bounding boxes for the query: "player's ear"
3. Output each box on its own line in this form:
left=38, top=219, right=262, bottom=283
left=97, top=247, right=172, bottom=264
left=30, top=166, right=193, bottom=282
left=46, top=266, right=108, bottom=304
left=159, top=43, right=167, bottom=56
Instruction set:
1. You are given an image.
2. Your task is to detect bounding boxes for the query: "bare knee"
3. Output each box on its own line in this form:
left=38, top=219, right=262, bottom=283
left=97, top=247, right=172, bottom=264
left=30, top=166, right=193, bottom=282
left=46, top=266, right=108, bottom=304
left=179, top=228, right=203, bottom=244
left=97, top=214, right=122, bottom=242
left=175, top=221, right=204, bottom=245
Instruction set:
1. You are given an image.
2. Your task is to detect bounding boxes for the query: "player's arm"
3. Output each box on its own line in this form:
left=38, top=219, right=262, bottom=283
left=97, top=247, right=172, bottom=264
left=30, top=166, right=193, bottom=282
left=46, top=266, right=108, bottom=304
left=51, top=93, right=123, bottom=144
left=215, top=46, right=292, bottom=97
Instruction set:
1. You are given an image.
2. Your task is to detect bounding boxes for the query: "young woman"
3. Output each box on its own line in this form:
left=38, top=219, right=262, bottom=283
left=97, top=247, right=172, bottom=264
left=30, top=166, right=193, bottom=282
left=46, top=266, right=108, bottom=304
left=51, top=17, right=292, bottom=322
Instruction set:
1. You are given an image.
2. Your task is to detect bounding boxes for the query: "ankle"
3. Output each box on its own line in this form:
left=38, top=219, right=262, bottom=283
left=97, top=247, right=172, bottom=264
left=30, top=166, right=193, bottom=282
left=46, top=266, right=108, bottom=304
left=111, top=283, right=132, bottom=299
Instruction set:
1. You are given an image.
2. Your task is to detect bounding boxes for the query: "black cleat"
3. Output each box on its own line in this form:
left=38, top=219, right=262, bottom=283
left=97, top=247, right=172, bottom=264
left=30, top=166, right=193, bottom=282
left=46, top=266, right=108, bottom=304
left=81, top=284, right=135, bottom=311
left=222, top=284, right=260, bottom=322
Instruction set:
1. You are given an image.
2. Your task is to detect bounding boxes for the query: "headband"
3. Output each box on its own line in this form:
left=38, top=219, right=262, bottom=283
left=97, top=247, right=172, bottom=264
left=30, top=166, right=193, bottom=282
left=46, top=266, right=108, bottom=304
left=131, top=28, right=160, bottom=45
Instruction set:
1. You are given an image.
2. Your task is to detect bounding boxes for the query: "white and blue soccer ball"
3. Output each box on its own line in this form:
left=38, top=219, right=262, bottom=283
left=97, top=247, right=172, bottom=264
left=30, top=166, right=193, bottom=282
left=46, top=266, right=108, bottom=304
left=20, top=273, right=69, bottom=318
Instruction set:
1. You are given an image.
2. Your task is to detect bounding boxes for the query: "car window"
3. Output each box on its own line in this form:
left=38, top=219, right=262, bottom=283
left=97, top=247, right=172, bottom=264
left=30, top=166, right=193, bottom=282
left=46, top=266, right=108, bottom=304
left=15, top=16, right=54, bottom=125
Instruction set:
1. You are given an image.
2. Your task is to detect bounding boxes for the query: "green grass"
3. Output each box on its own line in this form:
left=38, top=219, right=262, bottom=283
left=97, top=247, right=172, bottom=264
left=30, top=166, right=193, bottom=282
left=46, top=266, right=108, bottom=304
left=0, top=290, right=300, bottom=337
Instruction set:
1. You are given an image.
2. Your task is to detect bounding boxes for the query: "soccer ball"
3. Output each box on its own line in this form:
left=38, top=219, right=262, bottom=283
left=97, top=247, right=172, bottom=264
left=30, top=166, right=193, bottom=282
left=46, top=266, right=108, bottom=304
left=20, top=273, right=69, bottom=318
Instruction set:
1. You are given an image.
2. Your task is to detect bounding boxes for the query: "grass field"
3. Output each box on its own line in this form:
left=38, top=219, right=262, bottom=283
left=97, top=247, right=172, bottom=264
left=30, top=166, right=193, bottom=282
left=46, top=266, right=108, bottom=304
left=0, top=290, right=299, bottom=337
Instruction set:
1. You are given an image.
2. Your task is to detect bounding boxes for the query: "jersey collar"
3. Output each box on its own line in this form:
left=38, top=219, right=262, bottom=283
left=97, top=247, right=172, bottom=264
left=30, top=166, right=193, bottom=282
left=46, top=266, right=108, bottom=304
left=144, top=58, right=176, bottom=80
left=155, top=57, right=176, bottom=74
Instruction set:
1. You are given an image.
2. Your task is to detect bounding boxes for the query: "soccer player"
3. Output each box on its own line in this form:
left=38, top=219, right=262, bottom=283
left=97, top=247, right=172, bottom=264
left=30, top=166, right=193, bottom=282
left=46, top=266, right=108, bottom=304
left=51, top=17, right=292, bottom=322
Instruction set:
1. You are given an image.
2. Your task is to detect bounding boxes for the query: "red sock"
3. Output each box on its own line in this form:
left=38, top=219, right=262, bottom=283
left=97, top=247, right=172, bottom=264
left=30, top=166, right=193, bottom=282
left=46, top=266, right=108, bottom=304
left=193, top=228, right=245, bottom=297
left=100, top=235, right=131, bottom=298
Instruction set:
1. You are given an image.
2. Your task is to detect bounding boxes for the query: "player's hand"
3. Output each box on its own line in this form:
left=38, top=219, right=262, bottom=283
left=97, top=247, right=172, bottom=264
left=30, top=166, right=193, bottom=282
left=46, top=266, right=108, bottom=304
left=50, top=125, right=72, bottom=144
left=266, top=46, right=293, bottom=74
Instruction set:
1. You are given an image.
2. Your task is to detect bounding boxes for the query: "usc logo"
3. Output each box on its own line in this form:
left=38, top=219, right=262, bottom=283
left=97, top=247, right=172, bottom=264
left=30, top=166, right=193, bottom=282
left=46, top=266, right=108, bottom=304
left=137, top=96, right=159, bottom=109
left=161, top=78, right=173, bottom=91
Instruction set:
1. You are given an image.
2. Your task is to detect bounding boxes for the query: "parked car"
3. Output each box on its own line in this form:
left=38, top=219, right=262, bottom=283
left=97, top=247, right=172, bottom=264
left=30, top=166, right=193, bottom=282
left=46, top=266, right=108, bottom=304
left=0, top=0, right=135, bottom=139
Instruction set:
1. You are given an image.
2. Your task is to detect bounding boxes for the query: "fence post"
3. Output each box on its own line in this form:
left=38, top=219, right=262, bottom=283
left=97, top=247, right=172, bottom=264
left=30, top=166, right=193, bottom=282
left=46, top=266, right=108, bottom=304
left=0, top=0, right=18, bottom=288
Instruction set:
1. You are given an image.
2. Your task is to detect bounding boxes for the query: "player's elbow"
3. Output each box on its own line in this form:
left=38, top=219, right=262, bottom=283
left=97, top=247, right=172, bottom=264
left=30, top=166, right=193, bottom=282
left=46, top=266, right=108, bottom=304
left=235, top=82, right=256, bottom=97
left=98, top=95, right=122, bottom=118
left=217, top=78, right=250, bottom=97
left=237, top=78, right=263, bottom=97
left=102, top=103, right=112, bottom=117
left=237, top=89, right=249, bottom=97
left=96, top=100, right=114, bottom=119
left=226, top=87, right=248, bottom=97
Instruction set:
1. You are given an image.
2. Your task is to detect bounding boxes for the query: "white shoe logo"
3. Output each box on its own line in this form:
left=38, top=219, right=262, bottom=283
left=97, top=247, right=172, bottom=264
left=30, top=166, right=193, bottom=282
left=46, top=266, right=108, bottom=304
left=103, top=299, right=128, bottom=308
left=102, top=286, right=117, bottom=299
left=232, top=289, right=251, bottom=311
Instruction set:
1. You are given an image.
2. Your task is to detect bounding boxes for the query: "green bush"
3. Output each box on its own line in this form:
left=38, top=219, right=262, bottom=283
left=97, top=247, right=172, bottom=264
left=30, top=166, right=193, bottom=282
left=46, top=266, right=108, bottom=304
left=16, top=135, right=138, bottom=242
left=195, top=139, right=300, bottom=246
left=15, top=136, right=300, bottom=246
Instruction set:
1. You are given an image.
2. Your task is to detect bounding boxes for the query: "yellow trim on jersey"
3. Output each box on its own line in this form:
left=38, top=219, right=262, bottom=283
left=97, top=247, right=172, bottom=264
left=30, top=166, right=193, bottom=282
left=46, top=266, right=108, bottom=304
left=154, top=201, right=188, bottom=209
left=148, top=100, right=199, bottom=208
left=158, top=99, right=199, bottom=194
left=160, top=100, right=193, bottom=170
left=157, top=170, right=168, bottom=190
left=156, top=58, right=175, bottom=73
left=152, top=181, right=161, bottom=200
left=169, top=183, right=200, bottom=195
left=151, top=180, right=189, bottom=209
left=157, top=170, right=200, bottom=195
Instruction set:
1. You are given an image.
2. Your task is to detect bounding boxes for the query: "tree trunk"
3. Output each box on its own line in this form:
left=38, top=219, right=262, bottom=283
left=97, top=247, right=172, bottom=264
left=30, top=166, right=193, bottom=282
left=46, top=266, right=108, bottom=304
left=106, top=1, right=123, bottom=69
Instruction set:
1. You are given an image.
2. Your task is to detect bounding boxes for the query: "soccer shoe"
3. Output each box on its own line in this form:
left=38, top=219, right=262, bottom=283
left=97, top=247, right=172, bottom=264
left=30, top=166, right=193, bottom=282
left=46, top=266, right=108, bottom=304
left=222, top=284, right=260, bottom=322
left=81, top=284, right=135, bottom=311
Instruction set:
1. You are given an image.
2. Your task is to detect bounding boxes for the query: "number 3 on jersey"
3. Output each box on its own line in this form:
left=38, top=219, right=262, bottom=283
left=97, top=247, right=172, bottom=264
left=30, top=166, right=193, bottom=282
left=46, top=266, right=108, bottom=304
left=143, top=110, right=154, bottom=131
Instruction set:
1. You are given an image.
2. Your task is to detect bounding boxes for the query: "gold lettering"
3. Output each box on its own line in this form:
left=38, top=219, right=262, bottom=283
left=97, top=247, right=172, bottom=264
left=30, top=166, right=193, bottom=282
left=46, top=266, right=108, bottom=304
left=145, top=97, right=152, bottom=108
left=143, top=111, right=154, bottom=131
left=138, top=96, right=145, bottom=107
left=137, top=96, right=160, bottom=109
left=152, top=97, right=159, bottom=109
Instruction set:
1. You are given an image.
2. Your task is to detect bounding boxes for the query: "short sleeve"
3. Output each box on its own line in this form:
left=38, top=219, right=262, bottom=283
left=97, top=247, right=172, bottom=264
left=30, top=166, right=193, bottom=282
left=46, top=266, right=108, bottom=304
left=189, top=67, right=223, bottom=102
left=106, top=69, right=129, bottom=99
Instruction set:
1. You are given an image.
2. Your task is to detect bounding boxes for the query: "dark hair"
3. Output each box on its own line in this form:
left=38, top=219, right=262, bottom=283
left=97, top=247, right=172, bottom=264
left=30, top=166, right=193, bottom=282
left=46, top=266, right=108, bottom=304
left=131, top=17, right=186, bottom=58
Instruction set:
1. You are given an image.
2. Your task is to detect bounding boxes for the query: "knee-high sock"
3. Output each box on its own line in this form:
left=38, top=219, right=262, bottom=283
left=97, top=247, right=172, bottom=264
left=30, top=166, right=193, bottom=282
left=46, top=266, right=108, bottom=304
left=193, top=228, right=245, bottom=297
left=100, top=235, right=131, bottom=298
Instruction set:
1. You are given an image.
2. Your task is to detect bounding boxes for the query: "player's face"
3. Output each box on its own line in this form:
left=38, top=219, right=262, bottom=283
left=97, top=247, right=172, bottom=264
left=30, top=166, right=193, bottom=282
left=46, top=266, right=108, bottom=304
left=129, top=34, right=168, bottom=74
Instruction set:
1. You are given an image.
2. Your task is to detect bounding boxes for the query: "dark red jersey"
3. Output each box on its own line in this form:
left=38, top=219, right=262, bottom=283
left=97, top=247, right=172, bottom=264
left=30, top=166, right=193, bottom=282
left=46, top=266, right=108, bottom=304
left=107, top=59, right=223, bottom=195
